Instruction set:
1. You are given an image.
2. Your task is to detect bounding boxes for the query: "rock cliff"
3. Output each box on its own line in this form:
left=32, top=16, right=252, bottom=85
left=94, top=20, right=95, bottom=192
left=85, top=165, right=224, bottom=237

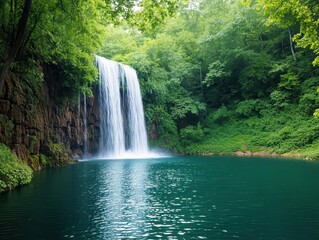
left=0, top=64, right=100, bottom=170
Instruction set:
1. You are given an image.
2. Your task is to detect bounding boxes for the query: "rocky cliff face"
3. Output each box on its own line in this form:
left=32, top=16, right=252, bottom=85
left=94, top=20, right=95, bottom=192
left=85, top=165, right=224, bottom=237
left=0, top=64, right=100, bottom=170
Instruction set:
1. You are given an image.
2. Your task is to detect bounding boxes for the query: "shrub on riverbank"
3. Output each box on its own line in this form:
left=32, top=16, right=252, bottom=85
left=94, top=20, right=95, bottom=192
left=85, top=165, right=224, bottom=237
left=0, top=144, right=33, bottom=193
left=181, top=104, right=319, bottom=160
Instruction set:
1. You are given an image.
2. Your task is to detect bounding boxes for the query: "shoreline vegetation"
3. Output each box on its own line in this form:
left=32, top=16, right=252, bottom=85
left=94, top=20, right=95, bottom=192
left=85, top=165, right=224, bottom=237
left=177, top=103, right=319, bottom=162
left=181, top=138, right=319, bottom=160
left=0, top=144, right=32, bottom=193
left=198, top=151, right=306, bottom=160
left=0, top=142, right=73, bottom=194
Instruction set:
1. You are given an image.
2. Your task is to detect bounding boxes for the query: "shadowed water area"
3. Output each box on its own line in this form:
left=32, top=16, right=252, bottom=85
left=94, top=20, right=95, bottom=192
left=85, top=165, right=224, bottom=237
left=1, top=156, right=319, bottom=239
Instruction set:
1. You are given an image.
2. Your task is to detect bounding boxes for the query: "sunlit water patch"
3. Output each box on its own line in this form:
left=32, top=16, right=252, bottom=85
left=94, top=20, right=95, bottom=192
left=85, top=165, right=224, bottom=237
left=1, top=156, right=319, bottom=239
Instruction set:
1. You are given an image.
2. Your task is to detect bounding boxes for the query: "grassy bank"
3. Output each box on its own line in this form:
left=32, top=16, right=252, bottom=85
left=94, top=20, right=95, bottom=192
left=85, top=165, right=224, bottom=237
left=181, top=103, right=319, bottom=160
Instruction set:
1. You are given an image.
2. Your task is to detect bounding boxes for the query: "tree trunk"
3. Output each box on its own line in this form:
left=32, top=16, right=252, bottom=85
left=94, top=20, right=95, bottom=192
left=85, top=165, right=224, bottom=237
left=288, top=28, right=296, bottom=61
left=199, top=62, right=205, bottom=122
left=0, top=0, right=32, bottom=93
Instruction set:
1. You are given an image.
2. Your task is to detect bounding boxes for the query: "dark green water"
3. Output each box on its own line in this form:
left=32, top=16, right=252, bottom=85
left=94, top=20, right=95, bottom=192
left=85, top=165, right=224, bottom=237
left=1, top=156, right=319, bottom=239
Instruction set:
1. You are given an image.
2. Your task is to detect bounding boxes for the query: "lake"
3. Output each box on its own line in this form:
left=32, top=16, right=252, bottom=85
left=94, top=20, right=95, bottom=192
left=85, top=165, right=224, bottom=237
left=1, top=156, right=319, bottom=239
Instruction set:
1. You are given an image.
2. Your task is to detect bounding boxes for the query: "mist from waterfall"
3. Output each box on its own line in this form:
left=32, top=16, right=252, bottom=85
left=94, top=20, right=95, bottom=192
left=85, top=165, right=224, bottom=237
left=96, top=56, right=150, bottom=159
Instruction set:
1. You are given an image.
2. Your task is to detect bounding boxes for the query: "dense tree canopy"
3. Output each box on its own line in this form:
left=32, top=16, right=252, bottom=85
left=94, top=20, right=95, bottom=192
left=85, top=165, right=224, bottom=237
left=0, top=0, right=186, bottom=95
left=246, top=0, right=319, bottom=65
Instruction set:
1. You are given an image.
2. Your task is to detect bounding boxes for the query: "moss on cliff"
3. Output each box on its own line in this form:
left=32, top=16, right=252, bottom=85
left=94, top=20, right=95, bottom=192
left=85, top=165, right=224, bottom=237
left=0, top=143, right=33, bottom=193
left=46, top=142, right=73, bottom=166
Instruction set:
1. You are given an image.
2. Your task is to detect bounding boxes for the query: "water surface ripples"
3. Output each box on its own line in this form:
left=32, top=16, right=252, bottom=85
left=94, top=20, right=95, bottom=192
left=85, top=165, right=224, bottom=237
left=1, top=156, right=319, bottom=239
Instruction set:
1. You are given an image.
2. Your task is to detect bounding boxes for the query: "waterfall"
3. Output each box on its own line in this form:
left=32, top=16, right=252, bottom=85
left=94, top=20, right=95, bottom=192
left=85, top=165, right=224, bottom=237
left=83, top=92, right=88, bottom=156
left=96, top=55, right=149, bottom=158
left=122, top=65, right=148, bottom=153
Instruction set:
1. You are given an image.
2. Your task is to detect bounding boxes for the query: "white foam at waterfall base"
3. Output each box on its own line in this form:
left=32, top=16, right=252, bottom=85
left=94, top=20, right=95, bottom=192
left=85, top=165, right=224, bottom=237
left=79, top=149, right=170, bottom=161
left=98, top=150, right=171, bottom=160
left=95, top=55, right=168, bottom=159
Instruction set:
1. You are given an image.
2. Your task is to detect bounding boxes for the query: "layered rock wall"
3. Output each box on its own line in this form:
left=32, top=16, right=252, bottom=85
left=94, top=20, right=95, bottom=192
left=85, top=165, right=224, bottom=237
left=0, top=64, right=100, bottom=168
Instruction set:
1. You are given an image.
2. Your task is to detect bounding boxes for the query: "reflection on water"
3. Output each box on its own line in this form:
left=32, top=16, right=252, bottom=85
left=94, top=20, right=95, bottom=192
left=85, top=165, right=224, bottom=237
left=99, top=161, right=149, bottom=239
left=89, top=160, right=211, bottom=240
left=1, top=156, right=319, bottom=240
left=62, top=160, right=150, bottom=239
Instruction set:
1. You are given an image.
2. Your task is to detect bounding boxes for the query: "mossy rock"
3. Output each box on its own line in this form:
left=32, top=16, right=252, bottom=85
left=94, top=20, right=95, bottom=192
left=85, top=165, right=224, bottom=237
left=43, top=143, right=73, bottom=167
left=28, top=155, right=41, bottom=171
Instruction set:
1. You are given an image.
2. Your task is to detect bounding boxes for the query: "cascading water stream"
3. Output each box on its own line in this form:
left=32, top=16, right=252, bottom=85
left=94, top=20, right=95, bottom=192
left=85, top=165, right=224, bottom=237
left=122, top=65, right=148, bottom=153
left=96, top=55, right=151, bottom=158
left=83, top=92, right=88, bottom=156
left=97, top=57, right=125, bottom=158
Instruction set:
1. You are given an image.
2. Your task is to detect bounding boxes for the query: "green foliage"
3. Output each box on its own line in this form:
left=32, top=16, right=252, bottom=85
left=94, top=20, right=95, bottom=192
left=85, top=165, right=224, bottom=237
left=235, top=99, right=269, bottom=117
left=46, top=143, right=71, bottom=166
left=299, top=93, right=319, bottom=116
left=145, top=106, right=180, bottom=151
left=203, top=61, right=230, bottom=87
left=134, top=0, right=188, bottom=31
left=0, top=0, right=184, bottom=99
left=0, top=144, right=33, bottom=193
left=252, top=113, right=319, bottom=154
left=248, top=0, right=319, bottom=66
left=270, top=90, right=290, bottom=108
left=99, top=0, right=319, bottom=157
left=183, top=104, right=319, bottom=159
left=98, top=0, right=319, bottom=158
left=11, top=59, right=44, bottom=88
left=278, top=73, right=300, bottom=91
left=238, top=53, right=274, bottom=98
left=28, top=155, right=41, bottom=171
left=206, top=106, right=232, bottom=125
left=183, top=121, right=256, bottom=155
left=180, top=124, right=205, bottom=146
left=98, top=27, right=139, bottom=60
left=39, top=154, right=50, bottom=167
left=169, top=94, right=206, bottom=120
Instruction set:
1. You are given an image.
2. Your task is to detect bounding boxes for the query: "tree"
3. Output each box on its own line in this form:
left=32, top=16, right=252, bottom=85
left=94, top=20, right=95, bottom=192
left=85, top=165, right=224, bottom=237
left=0, top=0, right=186, bottom=94
left=0, top=0, right=32, bottom=92
left=245, top=0, right=319, bottom=65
